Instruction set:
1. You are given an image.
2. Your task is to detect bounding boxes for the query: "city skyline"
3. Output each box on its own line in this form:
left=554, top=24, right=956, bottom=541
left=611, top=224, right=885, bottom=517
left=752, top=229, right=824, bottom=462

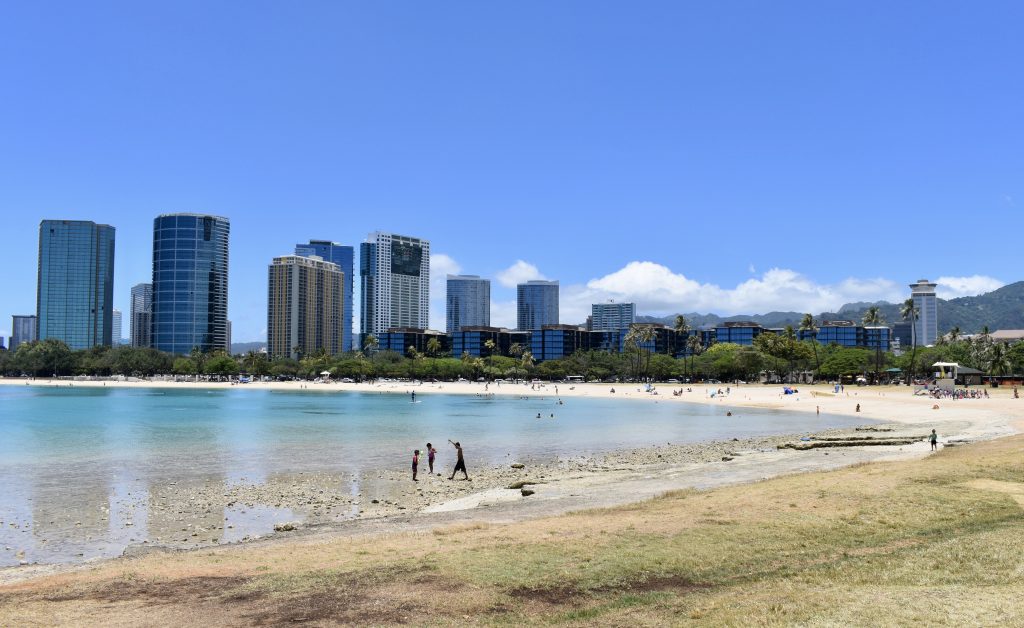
left=3, top=3, right=1022, bottom=341
left=0, top=212, right=1011, bottom=342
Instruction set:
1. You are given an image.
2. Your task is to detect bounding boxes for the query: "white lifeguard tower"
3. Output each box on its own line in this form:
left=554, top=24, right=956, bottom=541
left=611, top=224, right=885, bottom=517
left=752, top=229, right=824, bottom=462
left=932, top=362, right=959, bottom=392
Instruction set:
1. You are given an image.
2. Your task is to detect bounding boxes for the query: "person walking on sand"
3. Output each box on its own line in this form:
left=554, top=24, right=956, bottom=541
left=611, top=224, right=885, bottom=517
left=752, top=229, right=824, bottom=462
left=930, top=429, right=938, bottom=451
left=425, top=442, right=437, bottom=474
left=448, top=440, right=469, bottom=480
left=412, top=449, right=420, bottom=481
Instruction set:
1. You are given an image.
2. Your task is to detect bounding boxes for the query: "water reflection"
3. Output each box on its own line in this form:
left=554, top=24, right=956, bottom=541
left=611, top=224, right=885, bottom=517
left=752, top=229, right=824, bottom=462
left=0, top=385, right=871, bottom=566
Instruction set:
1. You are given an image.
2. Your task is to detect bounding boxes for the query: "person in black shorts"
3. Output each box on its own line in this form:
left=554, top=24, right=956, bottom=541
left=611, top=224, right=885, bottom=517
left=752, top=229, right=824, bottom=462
left=448, top=440, right=469, bottom=480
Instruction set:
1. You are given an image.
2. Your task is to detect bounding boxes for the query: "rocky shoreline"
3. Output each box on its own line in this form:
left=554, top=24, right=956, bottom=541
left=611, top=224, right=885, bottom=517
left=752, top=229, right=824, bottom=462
left=111, top=424, right=915, bottom=553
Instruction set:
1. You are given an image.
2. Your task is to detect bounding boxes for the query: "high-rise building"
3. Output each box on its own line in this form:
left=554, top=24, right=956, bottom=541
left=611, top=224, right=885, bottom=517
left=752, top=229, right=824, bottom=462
left=151, top=214, right=230, bottom=354
left=295, top=240, right=354, bottom=352
left=591, top=302, right=636, bottom=331
left=130, top=283, right=153, bottom=348
left=517, top=280, right=559, bottom=331
left=267, top=255, right=345, bottom=359
left=359, top=232, right=430, bottom=341
left=111, top=309, right=122, bottom=344
left=910, top=279, right=938, bottom=347
left=446, top=275, right=490, bottom=333
left=11, top=315, right=37, bottom=349
left=37, top=220, right=116, bottom=350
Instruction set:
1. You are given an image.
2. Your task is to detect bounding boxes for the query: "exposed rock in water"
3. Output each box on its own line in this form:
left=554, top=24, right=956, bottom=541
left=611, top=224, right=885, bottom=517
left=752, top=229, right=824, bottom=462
left=508, top=480, right=545, bottom=490
left=778, top=437, right=921, bottom=450
left=521, top=488, right=535, bottom=496
left=510, top=463, right=525, bottom=469
left=273, top=522, right=297, bottom=532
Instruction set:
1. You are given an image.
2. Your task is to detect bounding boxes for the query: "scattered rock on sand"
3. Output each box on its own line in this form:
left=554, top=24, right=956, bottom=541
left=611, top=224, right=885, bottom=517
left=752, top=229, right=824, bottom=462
left=521, top=488, right=535, bottom=496
left=273, top=522, right=297, bottom=532
left=511, top=463, right=525, bottom=469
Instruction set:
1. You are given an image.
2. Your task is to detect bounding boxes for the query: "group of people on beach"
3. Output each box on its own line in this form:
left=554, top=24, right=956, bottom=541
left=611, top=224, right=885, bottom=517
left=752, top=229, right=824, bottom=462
left=412, top=440, right=469, bottom=482
left=928, top=388, right=990, bottom=400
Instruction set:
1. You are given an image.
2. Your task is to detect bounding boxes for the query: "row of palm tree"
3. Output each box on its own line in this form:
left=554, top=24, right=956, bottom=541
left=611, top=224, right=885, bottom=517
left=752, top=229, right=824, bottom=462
left=673, top=315, right=705, bottom=377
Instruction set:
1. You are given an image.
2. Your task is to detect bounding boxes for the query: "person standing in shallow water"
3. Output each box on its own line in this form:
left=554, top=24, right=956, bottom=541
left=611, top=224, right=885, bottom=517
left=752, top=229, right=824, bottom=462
left=930, top=429, right=938, bottom=451
left=412, top=449, right=420, bottom=481
left=448, top=440, right=469, bottom=480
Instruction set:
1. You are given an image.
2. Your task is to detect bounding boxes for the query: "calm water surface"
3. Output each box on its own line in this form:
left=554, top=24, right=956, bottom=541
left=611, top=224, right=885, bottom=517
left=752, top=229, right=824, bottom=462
left=0, top=385, right=866, bottom=566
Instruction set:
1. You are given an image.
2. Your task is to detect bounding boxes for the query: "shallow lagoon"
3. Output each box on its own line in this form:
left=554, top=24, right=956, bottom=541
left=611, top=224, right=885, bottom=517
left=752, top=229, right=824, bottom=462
left=0, top=385, right=866, bottom=566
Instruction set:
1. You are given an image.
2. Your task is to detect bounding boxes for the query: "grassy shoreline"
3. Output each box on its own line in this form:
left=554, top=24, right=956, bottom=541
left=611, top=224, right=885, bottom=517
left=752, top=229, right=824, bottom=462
left=4, top=433, right=1023, bottom=625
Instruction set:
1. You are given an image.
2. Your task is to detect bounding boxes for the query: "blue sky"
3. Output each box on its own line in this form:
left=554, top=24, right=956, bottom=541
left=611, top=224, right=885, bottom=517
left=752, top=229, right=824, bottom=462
left=1, top=2, right=1019, bottom=342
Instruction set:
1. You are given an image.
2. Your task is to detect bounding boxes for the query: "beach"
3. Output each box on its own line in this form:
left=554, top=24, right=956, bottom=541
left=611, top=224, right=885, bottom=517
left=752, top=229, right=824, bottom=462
left=1, top=377, right=1019, bottom=586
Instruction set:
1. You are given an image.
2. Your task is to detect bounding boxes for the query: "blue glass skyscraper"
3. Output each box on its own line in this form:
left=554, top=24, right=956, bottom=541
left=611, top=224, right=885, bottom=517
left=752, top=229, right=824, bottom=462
left=446, top=275, right=490, bottom=333
left=151, top=214, right=230, bottom=354
left=37, top=220, right=116, bottom=350
left=295, top=240, right=354, bottom=352
left=516, top=280, right=559, bottom=330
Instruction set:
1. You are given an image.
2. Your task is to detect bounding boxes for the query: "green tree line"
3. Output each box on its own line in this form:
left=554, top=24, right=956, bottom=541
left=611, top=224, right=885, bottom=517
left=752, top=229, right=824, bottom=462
left=5, top=325, right=1024, bottom=383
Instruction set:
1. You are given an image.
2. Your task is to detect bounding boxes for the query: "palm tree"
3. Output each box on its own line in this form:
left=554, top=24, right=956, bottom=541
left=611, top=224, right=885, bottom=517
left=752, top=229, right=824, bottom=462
left=686, top=334, right=703, bottom=379
left=406, top=346, right=423, bottom=380
left=862, top=306, right=885, bottom=382
left=799, top=313, right=820, bottom=374
left=483, top=338, right=497, bottom=372
left=899, top=299, right=919, bottom=385
left=631, top=325, right=658, bottom=381
left=520, top=350, right=535, bottom=378
left=623, top=326, right=648, bottom=381
left=783, top=325, right=799, bottom=382
left=947, top=326, right=962, bottom=344
left=988, top=341, right=1010, bottom=380
left=189, top=346, right=207, bottom=380
left=363, top=334, right=379, bottom=353
left=425, top=337, right=442, bottom=358
left=674, top=315, right=690, bottom=356
left=244, top=350, right=270, bottom=377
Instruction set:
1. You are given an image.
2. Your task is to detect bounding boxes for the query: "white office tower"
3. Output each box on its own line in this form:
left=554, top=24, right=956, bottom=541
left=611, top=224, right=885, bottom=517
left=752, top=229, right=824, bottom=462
left=910, top=279, right=938, bottom=346
left=591, top=302, right=636, bottom=330
left=360, top=232, right=430, bottom=337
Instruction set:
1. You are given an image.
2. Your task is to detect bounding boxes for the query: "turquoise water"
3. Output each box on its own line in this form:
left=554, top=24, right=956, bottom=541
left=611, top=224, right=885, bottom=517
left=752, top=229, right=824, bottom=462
left=0, top=385, right=866, bottom=566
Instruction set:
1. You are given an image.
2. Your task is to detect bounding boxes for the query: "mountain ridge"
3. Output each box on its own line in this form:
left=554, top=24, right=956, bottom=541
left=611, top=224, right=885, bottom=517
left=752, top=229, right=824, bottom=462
left=632, top=281, right=1024, bottom=333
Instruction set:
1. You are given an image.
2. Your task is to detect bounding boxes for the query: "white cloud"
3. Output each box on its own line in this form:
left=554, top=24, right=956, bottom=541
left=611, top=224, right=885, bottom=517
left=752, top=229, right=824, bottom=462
left=490, top=299, right=518, bottom=329
left=748, top=263, right=756, bottom=274
left=554, top=262, right=907, bottom=325
left=936, top=275, right=1004, bottom=299
left=496, top=260, right=547, bottom=289
left=428, top=253, right=462, bottom=330
left=428, top=258, right=1004, bottom=333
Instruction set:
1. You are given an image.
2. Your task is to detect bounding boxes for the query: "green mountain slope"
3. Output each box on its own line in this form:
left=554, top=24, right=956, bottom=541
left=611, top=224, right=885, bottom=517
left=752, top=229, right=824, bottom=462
left=636, top=281, right=1024, bottom=334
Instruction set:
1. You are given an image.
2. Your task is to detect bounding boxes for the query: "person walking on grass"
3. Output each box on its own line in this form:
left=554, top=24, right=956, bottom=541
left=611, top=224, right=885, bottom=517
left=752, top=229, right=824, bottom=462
left=448, top=440, right=469, bottom=480
left=930, top=429, right=938, bottom=451
left=412, top=449, right=420, bottom=481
